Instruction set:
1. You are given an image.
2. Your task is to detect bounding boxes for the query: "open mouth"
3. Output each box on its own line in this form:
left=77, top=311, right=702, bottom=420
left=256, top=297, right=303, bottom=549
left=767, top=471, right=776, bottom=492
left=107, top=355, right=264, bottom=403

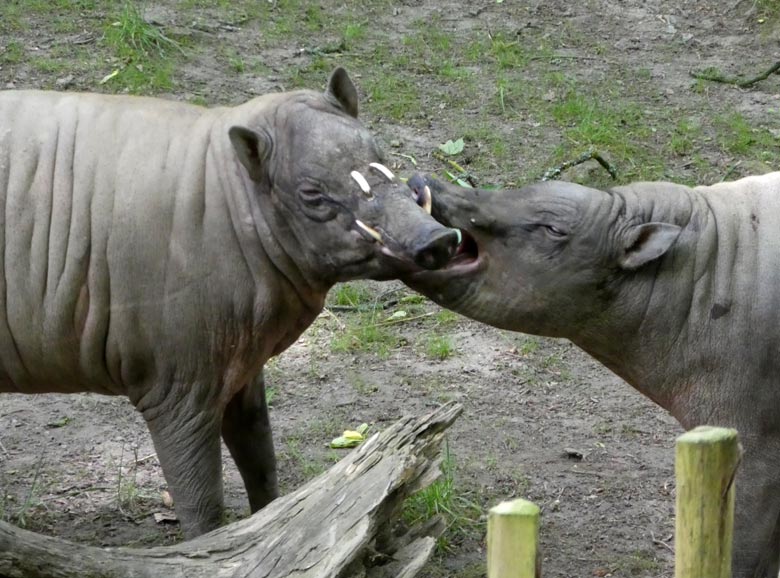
left=450, top=227, right=480, bottom=268
left=408, top=178, right=481, bottom=273
left=350, top=167, right=482, bottom=273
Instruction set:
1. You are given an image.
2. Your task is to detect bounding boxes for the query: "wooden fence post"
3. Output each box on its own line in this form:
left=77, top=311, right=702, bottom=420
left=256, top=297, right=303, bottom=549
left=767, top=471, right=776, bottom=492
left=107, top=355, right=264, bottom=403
left=487, top=498, right=540, bottom=578
left=675, top=426, right=740, bottom=578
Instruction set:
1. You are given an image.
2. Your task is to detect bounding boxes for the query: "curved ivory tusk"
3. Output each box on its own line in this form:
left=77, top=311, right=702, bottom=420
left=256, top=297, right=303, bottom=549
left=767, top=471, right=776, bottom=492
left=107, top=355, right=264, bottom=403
left=369, top=162, right=395, bottom=181
left=350, top=171, right=371, bottom=194
left=421, top=185, right=432, bottom=215
left=454, top=229, right=462, bottom=246
left=355, top=219, right=383, bottom=244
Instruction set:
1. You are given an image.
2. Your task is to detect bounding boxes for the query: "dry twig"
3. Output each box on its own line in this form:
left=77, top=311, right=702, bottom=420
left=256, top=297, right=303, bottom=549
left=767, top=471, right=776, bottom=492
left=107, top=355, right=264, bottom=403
left=691, top=61, right=780, bottom=89
left=541, top=150, right=618, bottom=181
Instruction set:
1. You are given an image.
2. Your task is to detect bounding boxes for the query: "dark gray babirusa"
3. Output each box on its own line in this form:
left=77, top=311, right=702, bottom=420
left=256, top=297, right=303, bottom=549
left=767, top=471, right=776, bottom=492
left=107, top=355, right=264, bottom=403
left=0, top=69, right=458, bottom=538
left=404, top=172, right=780, bottom=578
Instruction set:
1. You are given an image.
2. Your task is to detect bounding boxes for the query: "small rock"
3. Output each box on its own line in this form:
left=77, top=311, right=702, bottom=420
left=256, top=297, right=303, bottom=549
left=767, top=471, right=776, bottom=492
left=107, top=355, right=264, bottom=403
left=153, top=511, right=178, bottom=524
left=56, top=75, right=74, bottom=89
left=389, top=139, right=402, bottom=148
left=563, top=447, right=587, bottom=460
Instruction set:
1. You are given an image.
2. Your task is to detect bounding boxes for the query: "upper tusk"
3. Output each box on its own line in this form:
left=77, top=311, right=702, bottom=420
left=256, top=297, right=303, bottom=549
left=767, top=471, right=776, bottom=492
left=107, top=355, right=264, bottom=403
left=355, top=219, right=383, bottom=244
left=350, top=171, right=371, bottom=194
left=369, top=162, right=395, bottom=182
left=454, top=229, right=462, bottom=246
left=421, top=185, right=432, bottom=215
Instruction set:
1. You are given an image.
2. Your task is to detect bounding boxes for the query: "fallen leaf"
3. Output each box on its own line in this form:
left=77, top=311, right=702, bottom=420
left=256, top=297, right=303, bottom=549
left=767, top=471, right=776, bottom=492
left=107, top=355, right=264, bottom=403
left=438, top=138, right=464, bottom=155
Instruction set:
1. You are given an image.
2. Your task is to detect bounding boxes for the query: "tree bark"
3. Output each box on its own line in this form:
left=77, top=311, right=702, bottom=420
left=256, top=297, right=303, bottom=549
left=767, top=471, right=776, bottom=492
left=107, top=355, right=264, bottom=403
left=0, top=402, right=462, bottom=578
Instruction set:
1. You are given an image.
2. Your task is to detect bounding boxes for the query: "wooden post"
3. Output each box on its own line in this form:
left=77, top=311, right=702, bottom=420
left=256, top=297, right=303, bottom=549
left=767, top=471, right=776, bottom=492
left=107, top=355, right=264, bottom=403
left=675, top=426, right=740, bottom=578
left=487, top=498, right=540, bottom=578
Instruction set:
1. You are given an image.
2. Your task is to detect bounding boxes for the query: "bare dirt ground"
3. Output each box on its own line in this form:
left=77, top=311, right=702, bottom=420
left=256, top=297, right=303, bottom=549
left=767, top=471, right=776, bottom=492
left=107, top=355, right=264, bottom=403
left=1, top=1, right=779, bottom=576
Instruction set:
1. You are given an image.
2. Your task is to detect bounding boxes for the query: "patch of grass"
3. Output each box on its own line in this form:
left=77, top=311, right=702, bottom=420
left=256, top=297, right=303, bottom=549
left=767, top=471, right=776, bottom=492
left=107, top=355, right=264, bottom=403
left=669, top=118, right=701, bottom=156
left=518, top=336, right=541, bottom=356
left=3, top=454, right=47, bottom=528
left=109, top=60, right=175, bottom=94
left=756, top=0, right=780, bottom=26
left=304, top=4, right=325, bottom=31
left=489, top=32, right=528, bottom=70
left=403, top=442, right=481, bottom=552
left=551, top=91, right=645, bottom=149
left=104, top=3, right=182, bottom=60
left=188, top=95, right=209, bottom=106
left=435, top=309, right=460, bottom=327
left=331, top=320, right=401, bottom=358
left=363, top=73, right=422, bottom=121
left=229, top=54, right=245, bottom=74
left=342, top=22, right=365, bottom=48
left=282, top=437, right=324, bottom=482
left=399, top=293, right=427, bottom=305
left=100, top=2, right=183, bottom=93
left=616, top=550, right=662, bottom=575
left=30, top=57, right=69, bottom=75
left=425, top=335, right=455, bottom=361
left=620, top=423, right=641, bottom=437
left=715, top=111, right=779, bottom=159
left=329, top=282, right=375, bottom=308
left=1, top=41, right=24, bottom=65
left=116, top=445, right=146, bottom=512
left=265, top=386, right=277, bottom=407
left=545, top=85, right=671, bottom=182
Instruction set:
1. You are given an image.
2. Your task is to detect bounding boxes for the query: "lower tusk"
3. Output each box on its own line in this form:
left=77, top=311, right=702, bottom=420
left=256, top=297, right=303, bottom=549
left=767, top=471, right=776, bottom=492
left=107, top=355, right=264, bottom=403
left=355, top=219, right=383, bottom=244
left=369, top=162, right=395, bottom=181
left=422, top=185, right=432, bottom=215
left=350, top=171, right=371, bottom=194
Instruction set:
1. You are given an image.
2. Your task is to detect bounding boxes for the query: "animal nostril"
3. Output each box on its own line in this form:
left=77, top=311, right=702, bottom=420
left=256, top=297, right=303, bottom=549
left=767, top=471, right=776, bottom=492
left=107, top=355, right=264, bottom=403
left=413, top=228, right=459, bottom=270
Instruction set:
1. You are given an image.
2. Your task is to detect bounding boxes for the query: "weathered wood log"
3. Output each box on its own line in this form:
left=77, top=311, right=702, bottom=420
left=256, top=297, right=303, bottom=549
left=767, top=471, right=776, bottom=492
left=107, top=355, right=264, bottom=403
left=0, top=402, right=463, bottom=578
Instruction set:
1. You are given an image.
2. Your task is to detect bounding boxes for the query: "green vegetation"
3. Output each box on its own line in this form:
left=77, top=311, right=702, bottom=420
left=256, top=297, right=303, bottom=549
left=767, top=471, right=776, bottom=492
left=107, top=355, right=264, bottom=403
left=0, top=41, right=24, bottom=65
left=100, top=3, right=183, bottom=93
left=103, top=4, right=181, bottom=60
left=616, top=550, right=662, bottom=575
left=0, top=456, right=46, bottom=528
left=716, top=111, right=779, bottom=160
left=425, top=335, right=455, bottom=360
left=670, top=118, right=702, bottom=156
left=329, top=282, right=375, bottom=308
left=331, top=319, right=400, bottom=358
left=403, top=443, right=481, bottom=552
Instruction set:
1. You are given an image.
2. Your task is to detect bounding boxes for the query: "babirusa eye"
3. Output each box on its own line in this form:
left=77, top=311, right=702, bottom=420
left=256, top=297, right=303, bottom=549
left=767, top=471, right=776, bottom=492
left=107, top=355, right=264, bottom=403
left=299, top=188, right=324, bottom=206
left=545, top=224, right=566, bottom=237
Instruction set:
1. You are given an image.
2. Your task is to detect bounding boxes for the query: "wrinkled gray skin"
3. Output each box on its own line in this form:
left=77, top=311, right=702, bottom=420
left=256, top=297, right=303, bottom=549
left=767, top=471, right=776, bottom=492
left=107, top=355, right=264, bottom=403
left=405, top=172, right=780, bottom=578
left=0, top=69, right=458, bottom=538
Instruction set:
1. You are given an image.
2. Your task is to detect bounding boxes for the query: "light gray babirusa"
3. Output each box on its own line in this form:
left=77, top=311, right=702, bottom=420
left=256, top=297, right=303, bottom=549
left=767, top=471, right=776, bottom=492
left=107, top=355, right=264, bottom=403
left=404, top=172, right=780, bottom=578
left=0, top=68, right=458, bottom=538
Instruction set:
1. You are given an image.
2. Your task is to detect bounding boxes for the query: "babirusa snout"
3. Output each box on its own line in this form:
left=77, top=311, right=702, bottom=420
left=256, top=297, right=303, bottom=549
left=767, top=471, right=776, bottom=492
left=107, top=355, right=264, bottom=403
left=413, top=228, right=460, bottom=270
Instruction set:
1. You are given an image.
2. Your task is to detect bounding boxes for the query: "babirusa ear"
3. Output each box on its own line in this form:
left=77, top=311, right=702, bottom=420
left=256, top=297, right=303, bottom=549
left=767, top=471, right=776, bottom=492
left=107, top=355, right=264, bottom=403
left=229, top=126, right=272, bottom=182
left=618, top=222, right=681, bottom=270
left=325, top=67, right=358, bottom=118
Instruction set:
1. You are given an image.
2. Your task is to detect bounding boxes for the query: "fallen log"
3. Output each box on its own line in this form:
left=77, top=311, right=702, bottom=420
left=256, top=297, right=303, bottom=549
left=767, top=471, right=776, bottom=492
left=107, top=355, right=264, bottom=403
left=0, top=402, right=463, bottom=578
